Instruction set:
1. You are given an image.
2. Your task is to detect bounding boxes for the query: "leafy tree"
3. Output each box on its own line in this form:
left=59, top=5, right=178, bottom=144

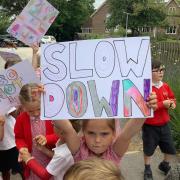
left=107, top=0, right=167, bottom=36
left=48, top=0, right=95, bottom=41
left=0, top=0, right=95, bottom=41
left=0, top=11, right=12, bottom=34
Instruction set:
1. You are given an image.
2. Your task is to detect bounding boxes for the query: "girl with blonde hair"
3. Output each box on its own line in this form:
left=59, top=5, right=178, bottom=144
left=64, top=157, right=123, bottom=180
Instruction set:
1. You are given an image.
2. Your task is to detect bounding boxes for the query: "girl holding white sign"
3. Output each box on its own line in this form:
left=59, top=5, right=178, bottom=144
left=51, top=92, right=157, bottom=166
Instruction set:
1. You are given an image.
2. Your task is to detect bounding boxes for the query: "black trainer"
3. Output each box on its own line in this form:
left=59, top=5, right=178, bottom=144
left=158, top=161, right=171, bottom=175
left=144, top=168, right=153, bottom=180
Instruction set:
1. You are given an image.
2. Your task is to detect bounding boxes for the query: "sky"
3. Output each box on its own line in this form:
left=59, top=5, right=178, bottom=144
left=94, top=0, right=106, bottom=9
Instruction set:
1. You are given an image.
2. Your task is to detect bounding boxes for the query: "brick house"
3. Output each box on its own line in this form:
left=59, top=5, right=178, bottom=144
left=81, top=0, right=180, bottom=38
left=81, top=1, right=109, bottom=34
left=165, top=0, right=180, bottom=38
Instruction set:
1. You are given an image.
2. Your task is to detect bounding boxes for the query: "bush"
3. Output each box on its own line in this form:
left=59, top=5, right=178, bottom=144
left=169, top=108, right=180, bottom=151
left=77, top=33, right=106, bottom=40
left=164, top=63, right=180, bottom=151
left=108, top=26, right=126, bottom=37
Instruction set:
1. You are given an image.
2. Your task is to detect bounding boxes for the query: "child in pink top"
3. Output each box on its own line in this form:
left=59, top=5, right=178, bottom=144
left=53, top=92, right=157, bottom=165
left=74, top=136, right=120, bottom=165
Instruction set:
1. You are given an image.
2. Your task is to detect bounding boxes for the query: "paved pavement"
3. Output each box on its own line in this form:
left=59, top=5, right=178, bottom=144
left=3, top=145, right=179, bottom=180
left=121, top=149, right=179, bottom=180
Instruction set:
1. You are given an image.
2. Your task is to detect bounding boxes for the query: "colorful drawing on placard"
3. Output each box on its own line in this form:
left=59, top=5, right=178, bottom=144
left=0, top=60, right=40, bottom=115
left=7, top=0, right=59, bottom=46
left=40, top=37, right=152, bottom=120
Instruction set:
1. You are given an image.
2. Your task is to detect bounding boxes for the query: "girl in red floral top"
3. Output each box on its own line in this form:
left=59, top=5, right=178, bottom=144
left=14, top=83, right=58, bottom=180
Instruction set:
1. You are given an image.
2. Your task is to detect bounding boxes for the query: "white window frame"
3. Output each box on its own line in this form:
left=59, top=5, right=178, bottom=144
left=168, top=7, right=176, bottom=14
left=166, top=26, right=177, bottom=34
left=138, top=27, right=153, bottom=33
left=81, top=27, right=92, bottom=33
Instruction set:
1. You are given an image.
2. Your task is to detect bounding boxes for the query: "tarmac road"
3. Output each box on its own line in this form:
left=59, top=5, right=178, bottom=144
left=7, top=145, right=179, bottom=180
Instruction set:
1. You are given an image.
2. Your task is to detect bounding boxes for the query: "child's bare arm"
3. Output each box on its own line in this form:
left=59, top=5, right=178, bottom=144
left=0, top=116, right=5, bottom=141
left=35, top=143, right=54, bottom=158
left=53, top=120, right=80, bottom=154
left=34, top=135, right=47, bottom=146
left=113, top=92, right=157, bottom=157
left=31, top=44, right=40, bottom=69
left=113, top=118, right=145, bottom=157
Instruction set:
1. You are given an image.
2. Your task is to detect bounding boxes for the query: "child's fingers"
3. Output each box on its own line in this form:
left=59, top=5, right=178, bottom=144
left=37, top=140, right=46, bottom=146
left=34, top=135, right=47, bottom=145
left=31, top=42, right=39, bottom=52
left=37, top=84, right=45, bottom=92
left=147, top=100, right=157, bottom=110
left=19, top=147, right=28, bottom=153
left=146, top=92, right=157, bottom=110
left=31, top=84, right=45, bottom=96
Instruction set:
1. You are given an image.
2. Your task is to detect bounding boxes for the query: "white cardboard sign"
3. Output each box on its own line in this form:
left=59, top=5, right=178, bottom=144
left=41, top=37, right=152, bottom=120
left=0, top=60, right=40, bottom=114
left=7, top=0, right=59, bottom=46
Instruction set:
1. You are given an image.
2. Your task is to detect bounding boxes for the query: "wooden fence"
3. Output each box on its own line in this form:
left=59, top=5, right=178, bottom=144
left=151, top=41, right=180, bottom=66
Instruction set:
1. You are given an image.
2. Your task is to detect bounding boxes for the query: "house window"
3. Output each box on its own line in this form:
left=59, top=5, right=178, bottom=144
left=138, top=27, right=153, bottom=33
left=105, top=13, right=111, bottom=32
left=166, top=26, right=176, bottom=34
left=168, top=7, right=176, bottom=14
left=106, top=13, right=111, bottom=21
left=81, top=28, right=92, bottom=33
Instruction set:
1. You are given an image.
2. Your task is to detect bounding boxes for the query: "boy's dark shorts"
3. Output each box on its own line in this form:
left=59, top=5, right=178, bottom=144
left=142, top=123, right=176, bottom=156
left=0, top=147, right=23, bottom=172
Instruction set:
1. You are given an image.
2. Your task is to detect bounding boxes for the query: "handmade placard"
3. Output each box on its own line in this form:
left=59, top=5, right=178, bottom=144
left=7, top=0, right=59, bottom=46
left=0, top=60, right=40, bottom=114
left=41, top=37, right=152, bottom=120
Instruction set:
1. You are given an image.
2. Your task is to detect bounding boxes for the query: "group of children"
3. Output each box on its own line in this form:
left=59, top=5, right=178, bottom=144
left=0, top=41, right=178, bottom=180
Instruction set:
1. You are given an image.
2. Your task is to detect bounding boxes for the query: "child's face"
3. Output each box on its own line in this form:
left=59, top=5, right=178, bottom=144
left=23, top=100, right=40, bottom=118
left=152, top=65, right=165, bottom=83
left=83, top=119, right=115, bottom=155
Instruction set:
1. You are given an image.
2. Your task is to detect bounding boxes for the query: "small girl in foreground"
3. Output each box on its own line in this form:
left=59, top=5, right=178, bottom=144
left=64, top=157, right=123, bottom=180
left=53, top=92, right=157, bottom=165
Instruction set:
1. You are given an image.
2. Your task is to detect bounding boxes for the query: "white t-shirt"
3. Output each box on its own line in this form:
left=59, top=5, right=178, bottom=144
left=46, top=143, right=74, bottom=180
left=0, top=112, right=16, bottom=150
